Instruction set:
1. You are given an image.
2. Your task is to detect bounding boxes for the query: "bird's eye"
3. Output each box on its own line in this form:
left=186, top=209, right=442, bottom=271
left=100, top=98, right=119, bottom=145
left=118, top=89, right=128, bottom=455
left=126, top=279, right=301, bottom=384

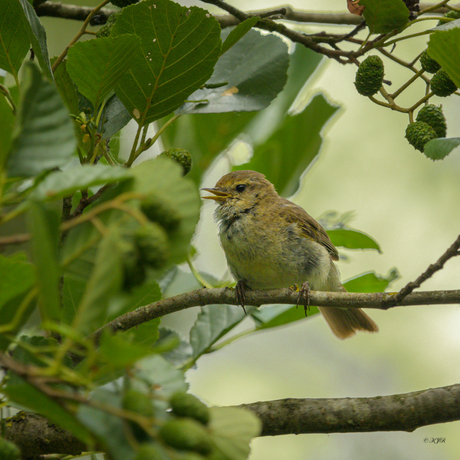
left=235, top=184, right=246, bottom=192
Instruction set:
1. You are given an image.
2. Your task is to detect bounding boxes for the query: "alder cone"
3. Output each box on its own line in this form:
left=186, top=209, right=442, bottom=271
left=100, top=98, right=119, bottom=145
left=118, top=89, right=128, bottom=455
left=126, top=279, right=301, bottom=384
left=431, top=70, right=458, bottom=97
left=354, top=55, right=384, bottom=97
left=405, top=121, right=437, bottom=152
left=416, top=105, right=447, bottom=138
left=159, top=419, right=213, bottom=455
left=420, top=50, right=441, bottom=74
left=169, top=391, right=210, bottom=426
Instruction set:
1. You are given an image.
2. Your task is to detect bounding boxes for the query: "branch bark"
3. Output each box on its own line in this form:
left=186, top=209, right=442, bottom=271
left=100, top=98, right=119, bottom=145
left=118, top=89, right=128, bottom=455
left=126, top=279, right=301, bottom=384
left=33, top=2, right=453, bottom=25
left=33, top=2, right=363, bottom=25
left=241, top=383, right=460, bottom=435
left=89, top=287, right=460, bottom=344
left=5, top=412, right=86, bottom=458
left=393, top=234, right=460, bottom=304
left=5, top=383, right=460, bottom=456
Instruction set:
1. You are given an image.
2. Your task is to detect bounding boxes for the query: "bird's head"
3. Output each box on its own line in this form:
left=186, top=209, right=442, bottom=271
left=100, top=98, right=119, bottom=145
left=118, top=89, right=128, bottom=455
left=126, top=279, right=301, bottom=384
left=202, top=170, right=278, bottom=220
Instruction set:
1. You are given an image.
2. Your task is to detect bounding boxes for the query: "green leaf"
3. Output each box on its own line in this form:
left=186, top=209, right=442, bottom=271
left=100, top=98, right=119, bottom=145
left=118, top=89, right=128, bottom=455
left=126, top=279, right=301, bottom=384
left=190, top=305, right=254, bottom=359
left=53, top=58, right=85, bottom=116
left=435, top=18, right=460, bottom=31
left=98, top=331, right=158, bottom=369
left=4, top=374, right=94, bottom=446
left=7, top=63, right=76, bottom=178
left=0, top=0, right=29, bottom=82
left=130, top=157, right=201, bottom=264
left=52, top=57, right=87, bottom=152
left=72, top=225, right=123, bottom=334
left=62, top=277, right=86, bottom=325
left=0, top=253, right=36, bottom=351
left=251, top=304, right=319, bottom=330
left=235, top=94, right=339, bottom=197
left=28, top=201, right=61, bottom=323
left=67, top=35, right=141, bottom=110
left=84, top=321, right=166, bottom=385
left=128, top=318, right=161, bottom=347
left=135, top=354, right=188, bottom=396
left=12, top=336, right=56, bottom=366
left=77, top=389, right=135, bottom=460
left=160, top=111, right=257, bottom=185
left=327, top=228, right=381, bottom=252
left=61, top=158, right=200, bottom=285
left=343, top=269, right=399, bottom=293
left=179, top=29, right=289, bottom=114
left=31, top=164, right=132, bottom=202
left=158, top=328, right=192, bottom=367
left=0, top=253, right=34, bottom=309
left=99, top=93, right=132, bottom=139
left=220, top=17, right=260, bottom=56
left=61, top=220, right=100, bottom=282
left=246, top=44, right=324, bottom=144
left=360, top=0, right=410, bottom=34
left=209, top=407, right=262, bottom=460
left=159, top=44, right=323, bottom=186
left=18, top=0, right=53, bottom=79
left=0, top=88, right=15, bottom=168
left=109, top=280, right=162, bottom=324
left=424, top=137, right=460, bottom=160
left=112, top=0, right=221, bottom=125
left=428, top=27, right=460, bottom=88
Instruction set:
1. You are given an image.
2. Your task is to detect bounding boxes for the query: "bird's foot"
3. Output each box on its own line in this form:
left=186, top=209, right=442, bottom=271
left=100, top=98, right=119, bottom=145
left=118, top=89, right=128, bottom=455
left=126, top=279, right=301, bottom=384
left=296, top=281, right=311, bottom=316
left=235, top=280, right=248, bottom=314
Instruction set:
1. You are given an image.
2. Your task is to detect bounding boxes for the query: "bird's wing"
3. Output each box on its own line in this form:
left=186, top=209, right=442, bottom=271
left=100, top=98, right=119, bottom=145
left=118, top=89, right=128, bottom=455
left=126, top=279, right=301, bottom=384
left=280, top=199, right=339, bottom=261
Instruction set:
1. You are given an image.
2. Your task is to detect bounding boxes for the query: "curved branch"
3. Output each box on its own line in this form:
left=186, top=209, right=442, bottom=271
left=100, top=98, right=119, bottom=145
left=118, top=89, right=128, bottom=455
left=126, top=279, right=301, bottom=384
left=33, top=2, right=453, bottom=24
left=90, top=232, right=460, bottom=343
left=241, top=383, right=460, bottom=435
left=89, top=287, right=460, bottom=344
left=393, top=234, right=460, bottom=304
left=217, top=9, right=362, bottom=27
left=34, top=1, right=114, bottom=22
left=33, top=2, right=362, bottom=25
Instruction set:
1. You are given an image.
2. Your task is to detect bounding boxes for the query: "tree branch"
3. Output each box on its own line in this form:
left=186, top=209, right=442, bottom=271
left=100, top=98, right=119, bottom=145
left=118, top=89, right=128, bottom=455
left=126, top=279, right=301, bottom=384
left=33, top=2, right=362, bottom=25
left=393, top=234, right=460, bottom=304
left=5, top=383, right=460, bottom=455
left=31, top=1, right=457, bottom=65
left=5, top=412, right=87, bottom=458
left=241, top=383, right=460, bottom=435
left=34, top=1, right=114, bottom=22
left=87, top=233, right=460, bottom=342
left=33, top=2, right=453, bottom=25
left=89, top=287, right=460, bottom=344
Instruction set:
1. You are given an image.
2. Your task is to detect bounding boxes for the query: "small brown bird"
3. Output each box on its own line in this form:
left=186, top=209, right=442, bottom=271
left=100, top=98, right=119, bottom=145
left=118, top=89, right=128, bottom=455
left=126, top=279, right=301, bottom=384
left=202, top=170, right=378, bottom=339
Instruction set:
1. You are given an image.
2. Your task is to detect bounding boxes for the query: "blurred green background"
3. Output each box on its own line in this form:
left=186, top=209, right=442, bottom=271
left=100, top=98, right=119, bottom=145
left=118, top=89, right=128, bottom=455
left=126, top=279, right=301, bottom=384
left=40, top=0, right=460, bottom=458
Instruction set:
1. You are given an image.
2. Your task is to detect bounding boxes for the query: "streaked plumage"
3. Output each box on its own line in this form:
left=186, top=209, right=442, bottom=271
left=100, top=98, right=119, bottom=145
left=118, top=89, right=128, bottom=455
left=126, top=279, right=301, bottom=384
left=203, top=170, right=378, bottom=339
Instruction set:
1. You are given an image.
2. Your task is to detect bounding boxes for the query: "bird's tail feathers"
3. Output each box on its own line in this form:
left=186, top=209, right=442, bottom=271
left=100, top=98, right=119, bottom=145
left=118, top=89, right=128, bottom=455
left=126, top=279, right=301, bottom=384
left=318, top=306, right=378, bottom=340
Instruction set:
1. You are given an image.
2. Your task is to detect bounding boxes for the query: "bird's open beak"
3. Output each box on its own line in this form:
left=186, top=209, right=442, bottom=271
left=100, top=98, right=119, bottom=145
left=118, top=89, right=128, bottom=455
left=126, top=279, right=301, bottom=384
left=201, top=188, right=231, bottom=202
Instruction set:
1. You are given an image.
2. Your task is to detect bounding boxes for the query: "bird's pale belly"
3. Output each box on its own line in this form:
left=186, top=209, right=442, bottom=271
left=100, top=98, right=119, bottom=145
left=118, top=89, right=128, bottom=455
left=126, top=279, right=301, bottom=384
left=219, top=219, right=336, bottom=291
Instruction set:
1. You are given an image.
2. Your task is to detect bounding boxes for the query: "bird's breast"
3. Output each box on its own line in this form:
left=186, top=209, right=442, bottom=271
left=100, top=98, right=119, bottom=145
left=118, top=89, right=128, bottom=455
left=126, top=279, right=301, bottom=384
left=218, top=214, right=335, bottom=291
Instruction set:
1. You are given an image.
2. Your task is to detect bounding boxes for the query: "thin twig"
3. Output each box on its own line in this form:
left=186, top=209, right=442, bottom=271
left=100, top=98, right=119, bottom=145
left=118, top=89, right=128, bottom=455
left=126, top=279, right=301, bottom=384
left=69, top=183, right=114, bottom=219
left=0, top=233, right=30, bottom=246
left=51, top=0, right=111, bottom=73
left=0, top=83, right=17, bottom=115
left=393, top=234, right=460, bottom=304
